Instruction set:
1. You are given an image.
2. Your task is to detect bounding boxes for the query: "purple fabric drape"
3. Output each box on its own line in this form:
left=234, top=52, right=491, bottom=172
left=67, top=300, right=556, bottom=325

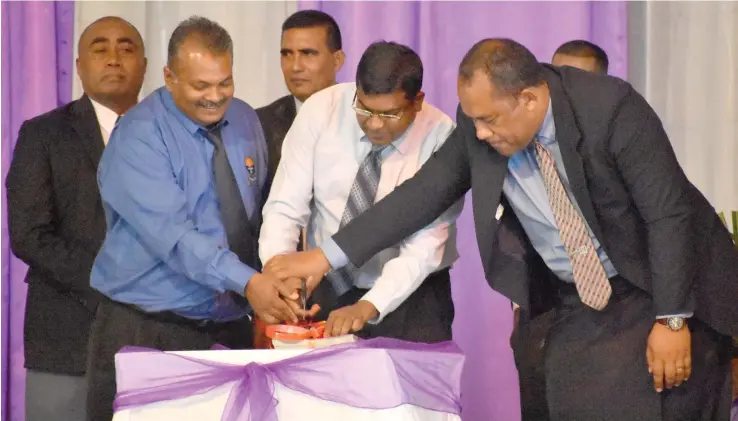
left=114, top=338, right=464, bottom=421
left=1, top=2, right=75, bottom=420
left=296, top=2, right=628, bottom=420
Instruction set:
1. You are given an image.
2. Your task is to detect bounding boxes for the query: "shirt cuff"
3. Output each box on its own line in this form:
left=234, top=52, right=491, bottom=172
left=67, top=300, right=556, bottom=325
left=359, top=289, right=390, bottom=325
left=320, top=237, right=349, bottom=269
left=213, top=251, right=258, bottom=295
left=656, top=313, right=693, bottom=319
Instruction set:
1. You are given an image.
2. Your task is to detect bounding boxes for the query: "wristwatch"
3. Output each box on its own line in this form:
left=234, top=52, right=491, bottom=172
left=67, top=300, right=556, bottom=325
left=657, top=316, right=686, bottom=332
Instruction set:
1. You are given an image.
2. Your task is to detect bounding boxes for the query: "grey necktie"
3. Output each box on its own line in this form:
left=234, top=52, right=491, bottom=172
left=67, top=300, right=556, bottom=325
left=205, top=126, right=256, bottom=267
left=323, top=144, right=387, bottom=296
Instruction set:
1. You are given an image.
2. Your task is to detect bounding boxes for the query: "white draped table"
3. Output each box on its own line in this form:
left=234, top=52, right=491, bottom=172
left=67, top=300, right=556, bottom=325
left=112, top=338, right=464, bottom=421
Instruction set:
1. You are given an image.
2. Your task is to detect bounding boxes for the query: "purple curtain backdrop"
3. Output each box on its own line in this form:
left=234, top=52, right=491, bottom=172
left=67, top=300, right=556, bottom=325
left=1, top=2, right=75, bottom=420
left=297, top=2, right=628, bottom=420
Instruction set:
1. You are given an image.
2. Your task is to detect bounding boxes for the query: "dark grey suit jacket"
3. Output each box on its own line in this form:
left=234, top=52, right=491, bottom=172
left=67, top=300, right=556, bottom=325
left=6, top=96, right=107, bottom=374
left=256, top=94, right=297, bottom=191
left=330, top=65, right=738, bottom=338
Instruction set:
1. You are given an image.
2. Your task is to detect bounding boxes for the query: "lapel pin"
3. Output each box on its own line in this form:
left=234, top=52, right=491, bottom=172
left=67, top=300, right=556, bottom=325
left=244, top=157, right=257, bottom=186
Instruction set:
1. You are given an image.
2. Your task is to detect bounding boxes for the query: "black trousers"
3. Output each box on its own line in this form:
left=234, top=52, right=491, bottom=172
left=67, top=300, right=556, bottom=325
left=312, top=268, right=454, bottom=343
left=85, top=298, right=253, bottom=421
left=513, top=276, right=734, bottom=421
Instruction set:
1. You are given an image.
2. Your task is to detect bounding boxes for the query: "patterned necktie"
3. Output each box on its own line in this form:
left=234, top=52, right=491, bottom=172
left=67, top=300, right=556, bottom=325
left=534, top=140, right=612, bottom=310
left=324, top=144, right=387, bottom=296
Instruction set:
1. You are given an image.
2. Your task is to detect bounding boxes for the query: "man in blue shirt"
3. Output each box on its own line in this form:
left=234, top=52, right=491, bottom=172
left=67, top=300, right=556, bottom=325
left=85, top=17, right=301, bottom=421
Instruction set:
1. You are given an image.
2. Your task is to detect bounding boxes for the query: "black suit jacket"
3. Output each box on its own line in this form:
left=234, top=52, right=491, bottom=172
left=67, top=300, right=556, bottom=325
left=256, top=94, right=297, bottom=190
left=332, top=65, right=738, bottom=338
left=6, top=96, right=108, bottom=374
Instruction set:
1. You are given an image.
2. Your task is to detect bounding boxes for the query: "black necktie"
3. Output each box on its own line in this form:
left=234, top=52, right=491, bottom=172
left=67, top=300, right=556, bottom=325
left=205, top=126, right=256, bottom=267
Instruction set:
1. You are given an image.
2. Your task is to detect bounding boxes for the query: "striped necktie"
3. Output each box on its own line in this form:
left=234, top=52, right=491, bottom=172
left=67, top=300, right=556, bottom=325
left=324, top=144, right=387, bottom=296
left=534, top=140, right=611, bottom=310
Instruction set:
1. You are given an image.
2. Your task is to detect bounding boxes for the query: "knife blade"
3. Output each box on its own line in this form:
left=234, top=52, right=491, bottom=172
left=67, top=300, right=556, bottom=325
left=300, top=278, right=307, bottom=320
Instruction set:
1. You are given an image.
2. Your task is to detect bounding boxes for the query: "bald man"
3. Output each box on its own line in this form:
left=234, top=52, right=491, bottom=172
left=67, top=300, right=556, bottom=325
left=6, top=16, right=146, bottom=421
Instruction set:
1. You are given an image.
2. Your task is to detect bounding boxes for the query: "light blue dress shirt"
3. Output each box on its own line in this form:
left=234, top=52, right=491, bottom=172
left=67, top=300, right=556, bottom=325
left=502, top=100, right=618, bottom=282
left=91, top=87, right=267, bottom=321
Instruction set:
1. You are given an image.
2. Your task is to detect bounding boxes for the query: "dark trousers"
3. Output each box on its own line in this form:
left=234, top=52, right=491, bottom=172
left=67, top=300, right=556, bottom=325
left=513, top=276, right=734, bottom=421
left=26, top=370, right=86, bottom=421
left=85, top=298, right=253, bottom=421
left=312, top=268, right=454, bottom=343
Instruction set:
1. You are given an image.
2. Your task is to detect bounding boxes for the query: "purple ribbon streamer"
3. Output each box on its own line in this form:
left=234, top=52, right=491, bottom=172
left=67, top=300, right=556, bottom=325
left=114, top=337, right=464, bottom=421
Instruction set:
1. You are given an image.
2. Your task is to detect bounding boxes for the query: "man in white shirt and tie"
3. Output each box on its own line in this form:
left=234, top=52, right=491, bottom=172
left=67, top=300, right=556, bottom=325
left=260, top=41, right=463, bottom=341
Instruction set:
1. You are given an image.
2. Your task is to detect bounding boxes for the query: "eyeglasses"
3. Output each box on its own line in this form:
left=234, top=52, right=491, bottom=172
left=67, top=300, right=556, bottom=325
left=352, top=93, right=404, bottom=121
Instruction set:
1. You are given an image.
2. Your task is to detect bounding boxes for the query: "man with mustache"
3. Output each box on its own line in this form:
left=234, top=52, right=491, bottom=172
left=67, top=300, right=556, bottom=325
left=85, top=16, right=299, bottom=421
left=6, top=16, right=146, bottom=421
left=257, top=10, right=344, bottom=188
left=260, top=41, right=462, bottom=341
left=266, top=39, right=738, bottom=420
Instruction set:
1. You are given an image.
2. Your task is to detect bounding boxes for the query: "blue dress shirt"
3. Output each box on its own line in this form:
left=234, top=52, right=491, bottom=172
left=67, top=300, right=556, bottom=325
left=502, top=100, right=618, bottom=282
left=91, top=87, right=267, bottom=321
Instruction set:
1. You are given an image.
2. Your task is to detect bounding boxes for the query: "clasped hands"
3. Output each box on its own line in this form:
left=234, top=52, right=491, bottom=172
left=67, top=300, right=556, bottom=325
left=244, top=249, right=327, bottom=325
left=245, top=249, right=377, bottom=336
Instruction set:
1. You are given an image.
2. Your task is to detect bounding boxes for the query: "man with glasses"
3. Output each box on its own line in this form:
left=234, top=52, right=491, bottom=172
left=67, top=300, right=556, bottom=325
left=259, top=41, right=463, bottom=341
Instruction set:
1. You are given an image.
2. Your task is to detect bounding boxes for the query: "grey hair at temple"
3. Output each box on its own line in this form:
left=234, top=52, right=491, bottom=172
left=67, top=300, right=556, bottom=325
left=167, top=16, right=233, bottom=68
left=458, top=38, right=545, bottom=96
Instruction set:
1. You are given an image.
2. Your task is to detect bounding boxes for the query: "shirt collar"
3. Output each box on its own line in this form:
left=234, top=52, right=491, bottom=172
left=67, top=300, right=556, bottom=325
left=89, top=97, right=120, bottom=134
left=159, top=87, right=230, bottom=136
left=294, top=96, right=303, bottom=113
left=536, top=98, right=556, bottom=145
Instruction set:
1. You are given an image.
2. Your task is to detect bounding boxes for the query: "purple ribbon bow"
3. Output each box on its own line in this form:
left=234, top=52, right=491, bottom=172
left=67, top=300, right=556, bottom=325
left=114, top=337, right=465, bottom=421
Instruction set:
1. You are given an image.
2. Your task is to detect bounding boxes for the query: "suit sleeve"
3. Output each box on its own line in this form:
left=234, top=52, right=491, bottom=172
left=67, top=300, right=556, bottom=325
left=6, top=120, right=101, bottom=309
left=332, top=105, right=473, bottom=268
left=609, top=88, right=696, bottom=317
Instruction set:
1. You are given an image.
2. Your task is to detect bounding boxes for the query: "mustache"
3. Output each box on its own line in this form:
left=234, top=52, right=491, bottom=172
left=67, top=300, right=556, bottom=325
left=195, top=98, right=228, bottom=109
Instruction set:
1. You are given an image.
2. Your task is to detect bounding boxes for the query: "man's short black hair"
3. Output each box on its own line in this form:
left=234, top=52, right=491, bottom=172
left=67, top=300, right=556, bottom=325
left=554, top=40, right=609, bottom=73
left=167, top=16, right=233, bottom=68
left=356, top=41, right=423, bottom=100
left=282, top=10, right=342, bottom=52
left=458, top=38, right=545, bottom=96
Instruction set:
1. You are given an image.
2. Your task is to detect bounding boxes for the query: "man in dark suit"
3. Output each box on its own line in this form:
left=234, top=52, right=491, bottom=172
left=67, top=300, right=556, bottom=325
left=257, top=10, right=345, bottom=187
left=6, top=16, right=146, bottom=421
left=265, top=39, right=738, bottom=420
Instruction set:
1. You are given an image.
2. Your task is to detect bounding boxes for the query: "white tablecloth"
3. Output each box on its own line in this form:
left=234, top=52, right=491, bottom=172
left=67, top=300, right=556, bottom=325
left=112, top=348, right=462, bottom=421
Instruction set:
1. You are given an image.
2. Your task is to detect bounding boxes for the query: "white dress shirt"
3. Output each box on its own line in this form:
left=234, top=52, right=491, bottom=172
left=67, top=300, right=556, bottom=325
left=89, top=97, right=120, bottom=145
left=260, top=82, right=464, bottom=322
